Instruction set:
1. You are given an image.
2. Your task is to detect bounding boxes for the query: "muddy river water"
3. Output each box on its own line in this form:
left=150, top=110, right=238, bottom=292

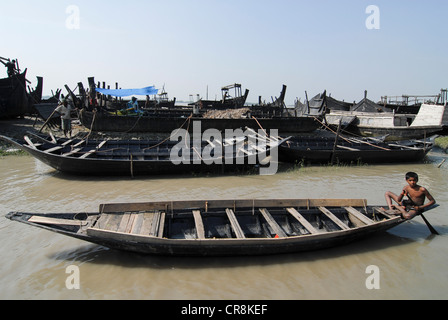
left=0, top=149, right=447, bottom=300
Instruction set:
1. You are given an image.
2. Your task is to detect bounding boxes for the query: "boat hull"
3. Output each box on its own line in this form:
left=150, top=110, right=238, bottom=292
left=6, top=199, right=406, bottom=257
left=349, top=126, right=443, bottom=141
left=325, top=104, right=446, bottom=141
left=79, top=109, right=320, bottom=134
left=279, top=137, right=432, bottom=164
left=0, top=134, right=282, bottom=176
left=83, top=220, right=402, bottom=256
left=0, top=71, right=29, bottom=118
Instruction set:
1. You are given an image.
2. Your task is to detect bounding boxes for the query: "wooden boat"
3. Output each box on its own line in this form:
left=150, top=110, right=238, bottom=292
left=249, top=85, right=288, bottom=118
left=0, top=61, right=43, bottom=118
left=0, top=70, right=29, bottom=118
left=33, top=103, right=60, bottom=129
left=279, top=135, right=434, bottom=164
left=0, top=131, right=288, bottom=176
left=192, top=83, right=250, bottom=110
left=325, top=103, right=446, bottom=141
left=5, top=198, right=408, bottom=256
left=78, top=109, right=321, bottom=134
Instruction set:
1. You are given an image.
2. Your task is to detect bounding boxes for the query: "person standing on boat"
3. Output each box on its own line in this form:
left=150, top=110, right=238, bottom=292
left=55, top=99, right=73, bottom=138
left=0, top=58, right=17, bottom=77
left=384, top=172, right=436, bottom=220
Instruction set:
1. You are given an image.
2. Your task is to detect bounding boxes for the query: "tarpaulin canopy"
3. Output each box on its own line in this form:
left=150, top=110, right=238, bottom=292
left=95, top=86, right=159, bottom=97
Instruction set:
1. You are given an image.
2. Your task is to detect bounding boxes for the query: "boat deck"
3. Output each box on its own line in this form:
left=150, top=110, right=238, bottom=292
left=87, top=204, right=394, bottom=241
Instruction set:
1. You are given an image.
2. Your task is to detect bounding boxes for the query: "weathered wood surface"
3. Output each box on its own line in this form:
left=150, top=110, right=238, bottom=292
left=6, top=198, right=414, bottom=257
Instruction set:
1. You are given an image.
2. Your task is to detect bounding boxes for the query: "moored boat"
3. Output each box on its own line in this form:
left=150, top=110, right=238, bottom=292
left=0, top=70, right=29, bottom=118
left=279, top=135, right=434, bottom=164
left=0, top=130, right=288, bottom=176
left=325, top=103, right=446, bottom=141
left=5, top=198, right=408, bottom=257
left=78, top=109, right=320, bottom=134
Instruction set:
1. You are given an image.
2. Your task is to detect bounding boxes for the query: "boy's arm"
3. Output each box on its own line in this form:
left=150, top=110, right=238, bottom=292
left=416, top=188, right=436, bottom=211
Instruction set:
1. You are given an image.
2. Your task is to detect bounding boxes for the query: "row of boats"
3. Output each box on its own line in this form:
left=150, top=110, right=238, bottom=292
left=0, top=129, right=434, bottom=177
left=1, top=70, right=444, bottom=257
left=2, top=123, right=438, bottom=256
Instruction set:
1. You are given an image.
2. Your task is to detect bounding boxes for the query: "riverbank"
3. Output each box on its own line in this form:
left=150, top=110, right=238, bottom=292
left=435, top=136, right=448, bottom=151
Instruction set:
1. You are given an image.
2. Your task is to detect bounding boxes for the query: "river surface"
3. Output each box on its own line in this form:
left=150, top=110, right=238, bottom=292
left=1, top=150, right=447, bottom=300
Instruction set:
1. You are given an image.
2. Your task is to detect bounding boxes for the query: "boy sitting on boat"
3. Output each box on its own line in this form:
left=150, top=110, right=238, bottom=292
left=384, top=172, right=436, bottom=220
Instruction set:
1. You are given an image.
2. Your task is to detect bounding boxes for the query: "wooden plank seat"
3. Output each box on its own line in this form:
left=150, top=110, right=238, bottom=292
left=286, top=207, right=319, bottom=235
left=225, top=208, right=246, bottom=239
left=79, top=140, right=107, bottom=159
left=259, top=208, right=287, bottom=238
left=62, top=148, right=83, bottom=157
left=192, top=210, right=206, bottom=239
left=44, top=145, right=64, bottom=154
left=318, top=207, right=350, bottom=230
left=344, top=207, right=375, bottom=226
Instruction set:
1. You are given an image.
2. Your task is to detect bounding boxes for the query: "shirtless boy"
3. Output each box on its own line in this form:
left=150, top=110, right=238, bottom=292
left=385, top=172, right=436, bottom=220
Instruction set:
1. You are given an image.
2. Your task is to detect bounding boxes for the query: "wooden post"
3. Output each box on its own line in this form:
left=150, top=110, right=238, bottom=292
left=78, top=82, right=86, bottom=107
left=88, top=77, right=96, bottom=108
left=330, top=119, right=342, bottom=165
left=305, top=91, right=310, bottom=114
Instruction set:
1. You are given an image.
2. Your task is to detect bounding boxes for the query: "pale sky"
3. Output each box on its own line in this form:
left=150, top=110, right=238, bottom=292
left=1, top=0, right=447, bottom=105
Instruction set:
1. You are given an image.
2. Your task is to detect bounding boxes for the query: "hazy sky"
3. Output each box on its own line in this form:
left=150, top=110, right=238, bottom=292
left=1, top=0, right=446, bottom=105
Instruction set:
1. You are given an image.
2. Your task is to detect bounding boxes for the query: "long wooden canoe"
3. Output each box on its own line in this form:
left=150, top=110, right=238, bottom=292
left=0, top=132, right=288, bottom=176
left=6, top=199, right=408, bottom=256
left=279, top=135, right=434, bottom=164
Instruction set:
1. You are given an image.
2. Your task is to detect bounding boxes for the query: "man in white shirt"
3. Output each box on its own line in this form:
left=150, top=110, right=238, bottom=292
left=55, top=99, right=73, bottom=137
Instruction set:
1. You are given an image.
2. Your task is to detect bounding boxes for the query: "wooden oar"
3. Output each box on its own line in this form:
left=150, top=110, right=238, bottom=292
left=420, top=213, right=439, bottom=235
left=38, top=107, right=59, bottom=133
left=419, top=203, right=440, bottom=235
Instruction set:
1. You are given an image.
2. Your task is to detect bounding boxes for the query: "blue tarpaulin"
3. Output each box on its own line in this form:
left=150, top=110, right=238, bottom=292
left=95, top=86, right=159, bottom=97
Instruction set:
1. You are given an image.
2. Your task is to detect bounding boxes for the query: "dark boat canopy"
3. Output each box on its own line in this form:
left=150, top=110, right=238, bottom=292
left=295, top=91, right=327, bottom=116
left=350, top=91, right=384, bottom=112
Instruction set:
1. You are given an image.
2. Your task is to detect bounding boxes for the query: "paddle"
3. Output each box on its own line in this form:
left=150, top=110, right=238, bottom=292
left=419, top=204, right=440, bottom=235
left=406, top=193, right=440, bottom=235
left=420, top=213, right=439, bottom=235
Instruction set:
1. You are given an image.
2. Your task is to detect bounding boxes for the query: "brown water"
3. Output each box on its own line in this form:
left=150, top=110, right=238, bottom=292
left=1, top=151, right=447, bottom=300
